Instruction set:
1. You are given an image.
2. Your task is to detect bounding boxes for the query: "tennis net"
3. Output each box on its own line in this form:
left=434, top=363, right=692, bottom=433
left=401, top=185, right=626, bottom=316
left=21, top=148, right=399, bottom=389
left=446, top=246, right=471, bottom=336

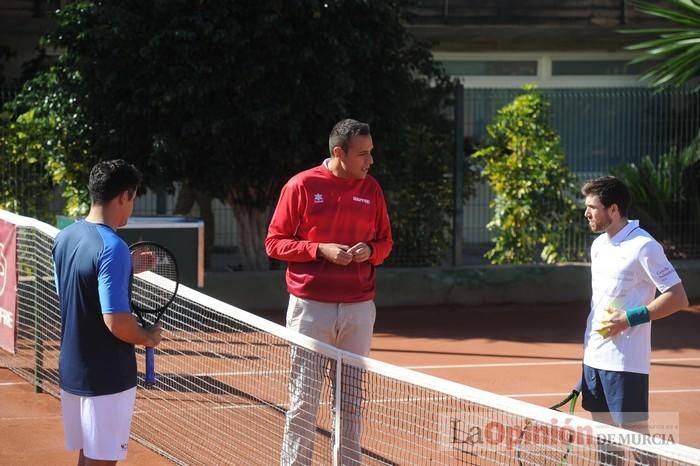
left=2, top=209, right=700, bottom=466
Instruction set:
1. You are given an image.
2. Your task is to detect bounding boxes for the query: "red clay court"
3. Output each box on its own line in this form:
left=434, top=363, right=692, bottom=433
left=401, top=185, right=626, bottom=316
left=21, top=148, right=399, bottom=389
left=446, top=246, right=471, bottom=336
left=2, top=301, right=699, bottom=465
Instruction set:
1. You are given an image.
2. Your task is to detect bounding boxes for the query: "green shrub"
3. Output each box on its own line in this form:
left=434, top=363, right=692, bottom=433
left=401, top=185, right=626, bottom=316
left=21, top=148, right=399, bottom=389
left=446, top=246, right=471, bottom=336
left=473, top=85, right=579, bottom=264
left=376, top=124, right=455, bottom=266
left=612, top=135, right=700, bottom=257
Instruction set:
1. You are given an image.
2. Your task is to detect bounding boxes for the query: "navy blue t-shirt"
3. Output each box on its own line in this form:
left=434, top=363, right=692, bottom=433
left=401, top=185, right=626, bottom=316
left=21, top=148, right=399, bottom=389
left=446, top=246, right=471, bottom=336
left=52, top=220, right=136, bottom=396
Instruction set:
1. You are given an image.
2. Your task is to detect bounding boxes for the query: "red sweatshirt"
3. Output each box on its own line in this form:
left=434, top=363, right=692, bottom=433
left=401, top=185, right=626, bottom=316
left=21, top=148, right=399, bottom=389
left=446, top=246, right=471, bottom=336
left=265, top=162, right=393, bottom=303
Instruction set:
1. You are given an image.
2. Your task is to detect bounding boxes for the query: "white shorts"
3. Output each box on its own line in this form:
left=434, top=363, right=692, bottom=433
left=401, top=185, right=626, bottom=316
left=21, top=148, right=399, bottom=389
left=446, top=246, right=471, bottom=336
left=60, top=387, right=136, bottom=461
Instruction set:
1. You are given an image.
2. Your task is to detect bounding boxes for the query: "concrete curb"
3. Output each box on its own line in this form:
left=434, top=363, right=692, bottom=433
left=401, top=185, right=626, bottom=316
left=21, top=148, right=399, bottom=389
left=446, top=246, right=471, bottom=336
left=202, top=262, right=699, bottom=312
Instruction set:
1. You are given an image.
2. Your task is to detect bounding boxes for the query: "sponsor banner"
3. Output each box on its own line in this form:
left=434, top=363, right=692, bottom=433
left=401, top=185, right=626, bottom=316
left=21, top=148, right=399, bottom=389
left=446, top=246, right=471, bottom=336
left=0, top=219, right=17, bottom=353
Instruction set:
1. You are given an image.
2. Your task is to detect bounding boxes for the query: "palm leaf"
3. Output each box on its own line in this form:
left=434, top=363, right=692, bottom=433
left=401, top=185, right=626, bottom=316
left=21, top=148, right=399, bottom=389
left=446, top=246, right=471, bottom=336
left=629, top=0, right=700, bottom=26
left=625, top=0, right=700, bottom=88
left=612, top=133, right=700, bottom=252
left=636, top=44, right=700, bottom=87
left=627, top=35, right=700, bottom=52
left=621, top=27, right=700, bottom=34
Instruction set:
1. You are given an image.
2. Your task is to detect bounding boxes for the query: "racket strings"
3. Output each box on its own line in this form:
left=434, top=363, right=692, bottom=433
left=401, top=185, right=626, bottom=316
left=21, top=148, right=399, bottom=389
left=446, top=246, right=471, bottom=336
left=515, top=392, right=579, bottom=466
left=130, top=243, right=178, bottom=319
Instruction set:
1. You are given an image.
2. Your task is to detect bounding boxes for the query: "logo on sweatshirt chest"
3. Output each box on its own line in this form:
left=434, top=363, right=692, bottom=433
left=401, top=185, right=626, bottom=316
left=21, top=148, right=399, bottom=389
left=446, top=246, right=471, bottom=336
left=312, top=193, right=370, bottom=206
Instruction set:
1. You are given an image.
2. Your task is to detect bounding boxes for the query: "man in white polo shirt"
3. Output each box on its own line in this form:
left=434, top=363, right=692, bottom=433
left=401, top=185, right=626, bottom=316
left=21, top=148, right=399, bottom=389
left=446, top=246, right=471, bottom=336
left=581, top=176, right=688, bottom=465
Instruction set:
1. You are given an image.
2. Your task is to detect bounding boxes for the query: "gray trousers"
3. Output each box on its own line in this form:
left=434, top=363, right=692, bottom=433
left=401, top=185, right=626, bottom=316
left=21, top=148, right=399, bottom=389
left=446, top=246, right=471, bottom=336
left=280, top=295, right=376, bottom=466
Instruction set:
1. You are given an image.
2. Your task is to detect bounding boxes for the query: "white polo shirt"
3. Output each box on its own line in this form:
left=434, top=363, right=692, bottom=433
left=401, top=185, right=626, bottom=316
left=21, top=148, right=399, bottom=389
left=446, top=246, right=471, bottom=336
left=583, top=220, right=681, bottom=374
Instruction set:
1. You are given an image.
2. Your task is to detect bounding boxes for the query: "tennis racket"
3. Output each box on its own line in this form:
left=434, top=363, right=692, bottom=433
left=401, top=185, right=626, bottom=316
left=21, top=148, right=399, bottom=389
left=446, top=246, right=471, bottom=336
left=129, top=241, right=179, bottom=386
left=515, top=388, right=580, bottom=466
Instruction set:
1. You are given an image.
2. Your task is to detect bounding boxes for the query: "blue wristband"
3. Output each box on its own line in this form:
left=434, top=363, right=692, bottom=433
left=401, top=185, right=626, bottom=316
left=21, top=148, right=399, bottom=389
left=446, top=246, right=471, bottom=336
left=625, top=306, right=650, bottom=327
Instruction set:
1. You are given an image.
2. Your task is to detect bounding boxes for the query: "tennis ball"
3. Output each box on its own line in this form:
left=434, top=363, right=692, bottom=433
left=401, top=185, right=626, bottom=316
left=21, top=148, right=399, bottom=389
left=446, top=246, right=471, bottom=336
left=595, top=317, right=611, bottom=337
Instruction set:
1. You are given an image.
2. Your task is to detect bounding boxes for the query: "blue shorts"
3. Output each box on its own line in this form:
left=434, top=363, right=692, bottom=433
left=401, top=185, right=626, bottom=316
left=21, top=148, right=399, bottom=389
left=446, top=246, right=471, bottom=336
left=580, top=364, right=649, bottom=424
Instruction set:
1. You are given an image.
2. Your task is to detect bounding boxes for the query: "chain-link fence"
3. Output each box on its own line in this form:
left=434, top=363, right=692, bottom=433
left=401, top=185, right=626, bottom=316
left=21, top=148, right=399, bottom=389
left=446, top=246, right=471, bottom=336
left=3, top=84, right=700, bottom=266
left=0, top=85, right=56, bottom=220
left=461, top=87, right=700, bottom=262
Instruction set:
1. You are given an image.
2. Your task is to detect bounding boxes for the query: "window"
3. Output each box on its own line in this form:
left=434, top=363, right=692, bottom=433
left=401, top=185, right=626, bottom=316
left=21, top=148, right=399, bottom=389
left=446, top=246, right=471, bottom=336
left=551, top=60, right=656, bottom=76
left=441, top=60, right=538, bottom=76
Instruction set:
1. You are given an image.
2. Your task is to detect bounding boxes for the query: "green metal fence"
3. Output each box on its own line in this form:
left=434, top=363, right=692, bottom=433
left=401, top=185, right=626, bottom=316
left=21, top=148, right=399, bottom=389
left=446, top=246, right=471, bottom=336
left=0, top=85, right=18, bottom=103
left=464, top=88, right=699, bottom=172
left=3, top=84, right=700, bottom=265
left=462, top=87, right=700, bottom=261
left=0, top=85, right=52, bottom=221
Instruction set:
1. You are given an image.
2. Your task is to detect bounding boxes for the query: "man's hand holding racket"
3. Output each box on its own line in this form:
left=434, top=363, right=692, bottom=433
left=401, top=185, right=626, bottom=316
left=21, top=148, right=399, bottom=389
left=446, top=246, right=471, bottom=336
left=131, top=247, right=163, bottom=347
left=129, top=241, right=179, bottom=386
left=141, top=320, right=164, bottom=348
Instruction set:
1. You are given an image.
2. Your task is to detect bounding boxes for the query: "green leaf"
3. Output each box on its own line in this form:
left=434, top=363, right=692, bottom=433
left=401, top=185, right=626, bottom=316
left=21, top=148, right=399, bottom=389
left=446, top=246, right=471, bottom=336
left=625, top=0, right=700, bottom=88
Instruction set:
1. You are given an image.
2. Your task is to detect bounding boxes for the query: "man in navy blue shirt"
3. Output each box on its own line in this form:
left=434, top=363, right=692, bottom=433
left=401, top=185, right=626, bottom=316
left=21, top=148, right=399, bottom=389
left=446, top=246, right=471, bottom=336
left=53, top=159, right=162, bottom=466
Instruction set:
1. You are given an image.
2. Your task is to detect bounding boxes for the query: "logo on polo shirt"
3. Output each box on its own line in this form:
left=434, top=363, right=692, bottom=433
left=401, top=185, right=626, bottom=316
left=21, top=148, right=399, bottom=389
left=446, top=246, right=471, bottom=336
left=121, top=443, right=128, bottom=451
left=656, top=267, right=675, bottom=281
left=352, top=196, right=370, bottom=205
left=314, top=193, right=324, bottom=204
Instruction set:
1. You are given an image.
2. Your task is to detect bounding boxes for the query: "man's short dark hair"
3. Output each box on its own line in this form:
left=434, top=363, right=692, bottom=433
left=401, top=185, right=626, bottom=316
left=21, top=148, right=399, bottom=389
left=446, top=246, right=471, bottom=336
left=328, top=119, right=371, bottom=156
left=581, top=176, right=630, bottom=217
left=88, top=159, right=142, bottom=204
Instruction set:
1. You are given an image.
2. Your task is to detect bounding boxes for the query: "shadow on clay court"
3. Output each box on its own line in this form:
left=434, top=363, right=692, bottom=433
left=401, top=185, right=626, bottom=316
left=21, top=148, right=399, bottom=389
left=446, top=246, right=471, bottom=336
left=254, top=302, right=700, bottom=352
left=371, top=302, right=700, bottom=352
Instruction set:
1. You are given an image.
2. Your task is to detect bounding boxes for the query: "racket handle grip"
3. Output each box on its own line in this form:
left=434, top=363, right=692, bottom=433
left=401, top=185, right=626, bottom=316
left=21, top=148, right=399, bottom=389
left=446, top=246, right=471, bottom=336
left=144, top=347, right=156, bottom=386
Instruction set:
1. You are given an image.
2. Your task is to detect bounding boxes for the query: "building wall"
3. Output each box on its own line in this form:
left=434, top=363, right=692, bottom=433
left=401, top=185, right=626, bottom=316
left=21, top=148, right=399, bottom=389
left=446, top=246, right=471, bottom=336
left=406, top=0, right=658, bottom=26
left=203, top=261, right=700, bottom=312
left=406, top=2, right=683, bottom=259
left=404, top=0, right=666, bottom=53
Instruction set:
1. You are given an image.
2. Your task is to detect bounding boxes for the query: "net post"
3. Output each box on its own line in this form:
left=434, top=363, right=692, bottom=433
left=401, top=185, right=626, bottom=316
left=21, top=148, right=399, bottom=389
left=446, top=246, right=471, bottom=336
left=33, top=308, right=44, bottom=393
left=333, top=353, right=342, bottom=466
left=453, top=81, right=464, bottom=266
left=31, top=231, right=44, bottom=394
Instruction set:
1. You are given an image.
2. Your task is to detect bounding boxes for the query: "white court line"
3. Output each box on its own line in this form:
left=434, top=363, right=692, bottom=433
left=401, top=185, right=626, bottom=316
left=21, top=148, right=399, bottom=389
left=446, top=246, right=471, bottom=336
left=650, top=388, right=700, bottom=394
left=0, top=382, right=24, bottom=386
left=508, top=388, right=700, bottom=398
left=193, top=369, right=288, bottom=377
left=185, top=357, right=700, bottom=378
left=0, top=415, right=62, bottom=421
left=406, top=357, right=700, bottom=370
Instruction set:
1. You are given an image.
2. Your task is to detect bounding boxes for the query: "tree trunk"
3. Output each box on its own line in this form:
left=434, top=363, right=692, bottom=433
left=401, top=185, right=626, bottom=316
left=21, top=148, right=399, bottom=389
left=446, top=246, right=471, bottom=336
left=227, top=200, right=270, bottom=271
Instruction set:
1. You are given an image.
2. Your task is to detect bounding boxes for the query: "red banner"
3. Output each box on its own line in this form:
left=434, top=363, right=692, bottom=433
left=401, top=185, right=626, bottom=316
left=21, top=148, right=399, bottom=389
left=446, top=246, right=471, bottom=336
left=0, top=219, right=17, bottom=354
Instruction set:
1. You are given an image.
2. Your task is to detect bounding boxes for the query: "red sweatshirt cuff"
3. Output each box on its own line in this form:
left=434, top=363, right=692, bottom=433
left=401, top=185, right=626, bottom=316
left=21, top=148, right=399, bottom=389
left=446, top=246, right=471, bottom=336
left=309, top=242, right=320, bottom=261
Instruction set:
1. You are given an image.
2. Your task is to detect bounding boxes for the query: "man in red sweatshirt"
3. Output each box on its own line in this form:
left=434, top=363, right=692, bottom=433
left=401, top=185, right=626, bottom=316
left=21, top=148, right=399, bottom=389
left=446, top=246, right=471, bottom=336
left=266, top=118, right=393, bottom=466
